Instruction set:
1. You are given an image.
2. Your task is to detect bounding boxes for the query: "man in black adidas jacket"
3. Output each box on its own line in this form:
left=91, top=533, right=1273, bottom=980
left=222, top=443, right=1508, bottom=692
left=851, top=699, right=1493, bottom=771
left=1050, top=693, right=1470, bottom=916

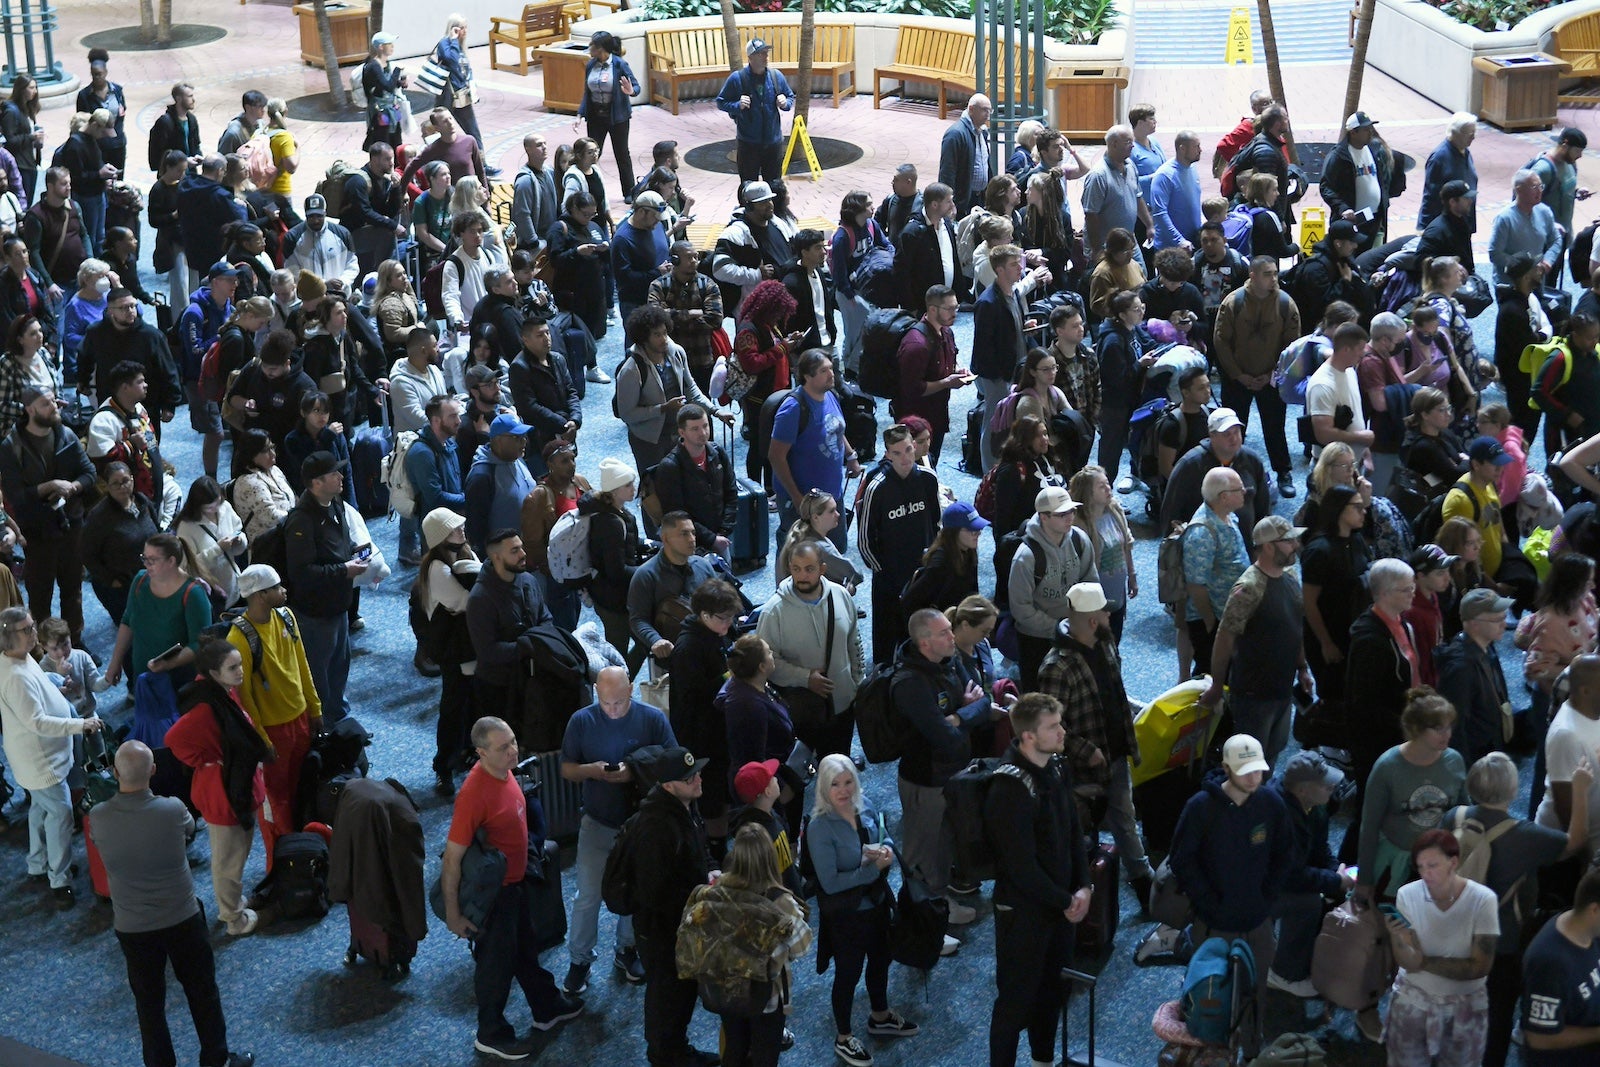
left=858, top=423, right=940, bottom=665
left=983, top=692, right=1091, bottom=1067
left=626, top=746, right=718, bottom=1067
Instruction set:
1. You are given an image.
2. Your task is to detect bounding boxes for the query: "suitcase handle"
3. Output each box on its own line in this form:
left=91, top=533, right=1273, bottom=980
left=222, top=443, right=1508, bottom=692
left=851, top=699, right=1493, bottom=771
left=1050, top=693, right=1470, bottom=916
left=1059, top=967, right=1096, bottom=1067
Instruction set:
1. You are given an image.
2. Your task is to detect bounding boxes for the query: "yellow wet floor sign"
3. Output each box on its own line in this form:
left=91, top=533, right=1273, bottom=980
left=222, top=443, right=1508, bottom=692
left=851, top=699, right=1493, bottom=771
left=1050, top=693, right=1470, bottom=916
left=1300, top=207, right=1327, bottom=257
left=783, top=114, right=823, bottom=182
left=1226, top=7, right=1253, bottom=65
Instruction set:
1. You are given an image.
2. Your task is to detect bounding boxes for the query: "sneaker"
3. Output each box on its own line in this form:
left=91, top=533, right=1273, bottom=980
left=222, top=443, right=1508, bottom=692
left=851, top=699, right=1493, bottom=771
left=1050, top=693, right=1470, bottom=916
left=561, top=962, right=590, bottom=996
left=834, top=1035, right=873, bottom=1066
left=865, top=1011, right=919, bottom=1037
left=529, top=995, right=584, bottom=1031
left=226, top=908, right=259, bottom=937
left=780, top=1028, right=795, bottom=1052
left=349, top=616, right=366, bottom=632
left=52, top=885, right=75, bottom=910
left=473, top=1035, right=533, bottom=1060
left=945, top=899, right=977, bottom=925
left=1133, top=924, right=1181, bottom=965
left=224, top=1055, right=255, bottom=1067
left=414, top=652, right=442, bottom=678
left=947, top=880, right=981, bottom=896
left=939, top=934, right=959, bottom=956
left=398, top=555, right=422, bottom=569
left=485, top=165, right=503, bottom=178
left=1356, top=1005, right=1383, bottom=1043
left=852, top=754, right=868, bottom=772
left=1277, top=472, right=1297, bottom=498
left=585, top=366, right=611, bottom=384
left=614, top=945, right=646, bottom=984
left=1266, top=969, right=1318, bottom=998
left=434, top=771, right=456, bottom=798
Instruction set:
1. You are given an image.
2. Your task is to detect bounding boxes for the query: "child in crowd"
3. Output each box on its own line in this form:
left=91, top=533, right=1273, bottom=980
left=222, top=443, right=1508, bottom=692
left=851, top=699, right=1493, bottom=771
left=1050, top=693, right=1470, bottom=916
left=726, top=759, right=802, bottom=897
left=1477, top=402, right=1527, bottom=536
left=1202, top=195, right=1229, bottom=225
left=39, top=616, right=110, bottom=718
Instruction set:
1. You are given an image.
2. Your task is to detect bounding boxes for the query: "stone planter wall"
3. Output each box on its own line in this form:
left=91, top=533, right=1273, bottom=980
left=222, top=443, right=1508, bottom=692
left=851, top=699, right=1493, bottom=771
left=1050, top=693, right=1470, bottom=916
left=1366, top=0, right=1600, bottom=114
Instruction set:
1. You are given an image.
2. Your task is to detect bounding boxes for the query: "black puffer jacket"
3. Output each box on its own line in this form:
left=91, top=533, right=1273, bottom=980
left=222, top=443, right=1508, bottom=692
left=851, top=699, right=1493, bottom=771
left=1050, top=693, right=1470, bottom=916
left=580, top=494, right=639, bottom=613
left=652, top=441, right=737, bottom=552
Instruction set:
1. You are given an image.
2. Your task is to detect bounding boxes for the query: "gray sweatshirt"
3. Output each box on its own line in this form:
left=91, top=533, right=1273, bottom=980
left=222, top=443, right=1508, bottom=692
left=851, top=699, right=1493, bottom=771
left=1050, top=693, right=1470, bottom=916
left=1008, top=514, right=1098, bottom=639
left=756, top=576, right=866, bottom=709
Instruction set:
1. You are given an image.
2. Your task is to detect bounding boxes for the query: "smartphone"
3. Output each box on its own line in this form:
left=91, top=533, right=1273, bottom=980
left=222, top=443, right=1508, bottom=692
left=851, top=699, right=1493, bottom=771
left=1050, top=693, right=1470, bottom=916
left=153, top=642, right=184, bottom=665
left=1379, top=904, right=1410, bottom=928
left=604, top=762, right=623, bottom=773
left=354, top=544, right=373, bottom=562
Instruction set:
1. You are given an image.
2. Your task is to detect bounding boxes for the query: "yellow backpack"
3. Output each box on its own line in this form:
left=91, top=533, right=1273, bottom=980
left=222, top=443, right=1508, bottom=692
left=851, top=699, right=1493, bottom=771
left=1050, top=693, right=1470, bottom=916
left=1520, top=338, right=1572, bottom=410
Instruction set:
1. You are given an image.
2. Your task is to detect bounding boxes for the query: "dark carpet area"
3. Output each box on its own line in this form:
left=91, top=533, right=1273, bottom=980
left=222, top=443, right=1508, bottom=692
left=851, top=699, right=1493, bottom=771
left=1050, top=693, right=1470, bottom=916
left=0, top=254, right=1553, bottom=1067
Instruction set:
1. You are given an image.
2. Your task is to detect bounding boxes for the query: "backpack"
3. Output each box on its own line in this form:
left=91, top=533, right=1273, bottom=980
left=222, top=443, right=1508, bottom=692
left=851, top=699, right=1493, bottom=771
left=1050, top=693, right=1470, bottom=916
left=611, top=351, right=647, bottom=418
left=201, top=606, right=299, bottom=683
left=943, top=757, right=1036, bottom=883
left=1572, top=220, right=1597, bottom=287
left=237, top=132, right=278, bottom=191
left=1274, top=334, right=1329, bottom=405
left=1452, top=806, right=1526, bottom=919
left=422, top=251, right=468, bottom=322
left=546, top=509, right=596, bottom=586
left=384, top=430, right=420, bottom=519
left=852, top=663, right=904, bottom=764
left=986, top=387, right=1025, bottom=436
left=348, top=67, right=367, bottom=109
left=991, top=528, right=1067, bottom=612
left=316, top=160, right=358, bottom=221
left=972, top=461, right=1023, bottom=523
left=600, top=811, right=642, bottom=916
left=794, top=814, right=820, bottom=899
left=859, top=309, right=925, bottom=399
left=254, top=831, right=330, bottom=921
left=198, top=337, right=227, bottom=403
left=845, top=220, right=897, bottom=306
left=1412, top=476, right=1480, bottom=545
left=955, top=206, right=993, bottom=273
left=1520, top=339, right=1573, bottom=412
left=1221, top=205, right=1259, bottom=256
left=1181, top=936, right=1256, bottom=1046
left=888, top=870, right=951, bottom=970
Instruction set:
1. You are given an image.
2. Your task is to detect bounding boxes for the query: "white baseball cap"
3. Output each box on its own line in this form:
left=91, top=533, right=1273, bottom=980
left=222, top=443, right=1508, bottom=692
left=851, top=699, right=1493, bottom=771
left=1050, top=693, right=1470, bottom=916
left=1222, top=734, right=1270, bottom=777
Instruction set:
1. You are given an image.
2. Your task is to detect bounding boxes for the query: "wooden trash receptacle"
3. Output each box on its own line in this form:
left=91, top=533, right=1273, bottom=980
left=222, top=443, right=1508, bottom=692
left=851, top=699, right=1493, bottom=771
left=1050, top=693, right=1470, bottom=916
left=293, top=2, right=372, bottom=70
left=1473, top=53, right=1571, bottom=131
left=1046, top=65, right=1130, bottom=141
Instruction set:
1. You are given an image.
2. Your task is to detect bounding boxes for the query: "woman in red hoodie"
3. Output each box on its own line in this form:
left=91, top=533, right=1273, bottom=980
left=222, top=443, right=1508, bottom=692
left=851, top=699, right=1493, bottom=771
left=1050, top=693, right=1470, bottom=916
left=164, top=638, right=270, bottom=936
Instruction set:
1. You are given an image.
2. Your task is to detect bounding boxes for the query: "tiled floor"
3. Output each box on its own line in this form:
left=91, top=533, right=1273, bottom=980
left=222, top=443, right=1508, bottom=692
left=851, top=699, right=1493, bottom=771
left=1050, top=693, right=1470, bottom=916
left=42, top=0, right=1595, bottom=254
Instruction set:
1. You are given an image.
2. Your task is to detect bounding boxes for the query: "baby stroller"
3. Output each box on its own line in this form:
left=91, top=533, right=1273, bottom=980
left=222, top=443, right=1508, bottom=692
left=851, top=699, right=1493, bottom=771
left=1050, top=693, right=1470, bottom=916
left=329, top=777, right=426, bottom=981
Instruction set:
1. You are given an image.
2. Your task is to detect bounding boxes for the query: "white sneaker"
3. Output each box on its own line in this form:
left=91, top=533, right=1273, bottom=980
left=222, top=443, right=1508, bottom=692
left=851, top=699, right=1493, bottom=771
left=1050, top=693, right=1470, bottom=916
left=226, top=908, right=259, bottom=937
left=939, top=934, right=959, bottom=956
left=1133, top=924, right=1181, bottom=964
left=945, top=899, right=977, bottom=925
left=1266, top=969, right=1318, bottom=998
left=585, top=366, right=611, bottom=384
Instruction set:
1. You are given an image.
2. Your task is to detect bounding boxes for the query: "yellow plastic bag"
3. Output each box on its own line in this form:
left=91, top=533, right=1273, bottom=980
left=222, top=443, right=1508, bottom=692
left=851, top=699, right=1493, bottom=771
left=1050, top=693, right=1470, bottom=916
left=1131, top=678, right=1223, bottom=788
left=1525, top=526, right=1554, bottom=583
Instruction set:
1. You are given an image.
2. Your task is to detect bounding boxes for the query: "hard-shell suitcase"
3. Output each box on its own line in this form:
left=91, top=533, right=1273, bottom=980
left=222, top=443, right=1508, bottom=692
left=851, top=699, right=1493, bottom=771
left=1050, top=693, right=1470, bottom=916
left=345, top=902, right=417, bottom=980
left=959, top=402, right=984, bottom=474
left=1075, top=841, right=1119, bottom=956
left=528, top=750, right=583, bottom=843
left=351, top=423, right=391, bottom=519
left=731, top=475, right=770, bottom=569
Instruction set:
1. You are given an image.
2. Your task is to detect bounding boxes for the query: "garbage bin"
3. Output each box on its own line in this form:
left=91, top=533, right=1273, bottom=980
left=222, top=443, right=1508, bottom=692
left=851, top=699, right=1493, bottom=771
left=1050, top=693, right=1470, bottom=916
left=1046, top=64, right=1130, bottom=141
left=1473, top=53, right=1571, bottom=131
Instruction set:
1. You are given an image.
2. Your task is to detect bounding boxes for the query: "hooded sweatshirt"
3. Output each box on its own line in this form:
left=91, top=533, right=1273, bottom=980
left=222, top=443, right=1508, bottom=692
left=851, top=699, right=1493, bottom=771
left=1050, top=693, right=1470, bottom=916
left=1169, top=766, right=1293, bottom=932
left=464, top=442, right=538, bottom=553
left=755, top=575, right=864, bottom=710
left=1008, top=514, right=1098, bottom=640
left=178, top=286, right=230, bottom=380
left=891, top=639, right=980, bottom=787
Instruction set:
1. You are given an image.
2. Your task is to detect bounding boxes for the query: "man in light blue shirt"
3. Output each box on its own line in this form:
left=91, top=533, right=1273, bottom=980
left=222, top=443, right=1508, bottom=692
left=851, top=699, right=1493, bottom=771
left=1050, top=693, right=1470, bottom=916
left=1489, top=168, right=1563, bottom=286
left=1149, top=131, right=1204, bottom=251
left=1182, top=466, right=1250, bottom=678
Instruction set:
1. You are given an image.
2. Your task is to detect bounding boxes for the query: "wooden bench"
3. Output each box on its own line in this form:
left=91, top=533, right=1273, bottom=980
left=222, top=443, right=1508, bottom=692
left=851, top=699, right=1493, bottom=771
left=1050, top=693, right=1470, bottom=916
left=873, top=26, right=976, bottom=119
left=647, top=22, right=858, bottom=115
left=1552, top=9, right=1600, bottom=103
left=489, top=2, right=570, bottom=76
left=738, top=24, right=857, bottom=108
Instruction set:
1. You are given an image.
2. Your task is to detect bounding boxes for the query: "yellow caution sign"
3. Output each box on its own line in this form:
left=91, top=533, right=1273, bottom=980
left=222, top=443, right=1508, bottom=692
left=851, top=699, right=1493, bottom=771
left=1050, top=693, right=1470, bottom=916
left=1225, top=7, right=1253, bottom=65
left=782, top=113, right=823, bottom=183
left=1299, top=207, right=1327, bottom=257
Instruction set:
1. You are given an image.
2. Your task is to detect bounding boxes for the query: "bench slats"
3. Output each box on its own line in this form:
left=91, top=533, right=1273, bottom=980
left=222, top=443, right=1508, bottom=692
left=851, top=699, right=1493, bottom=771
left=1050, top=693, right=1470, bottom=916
left=648, top=22, right=857, bottom=113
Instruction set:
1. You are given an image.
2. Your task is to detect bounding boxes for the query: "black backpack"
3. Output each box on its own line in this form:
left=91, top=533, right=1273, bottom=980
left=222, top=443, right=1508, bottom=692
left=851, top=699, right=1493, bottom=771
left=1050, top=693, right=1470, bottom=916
left=601, top=811, right=643, bottom=916
left=253, top=831, right=330, bottom=920
left=943, top=757, right=1037, bottom=884
left=990, top=528, right=1072, bottom=612
left=853, top=663, right=904, bottom=764
left=858, top=309, right=924, bottom=399
left=888, top=871, right=950, bottom=970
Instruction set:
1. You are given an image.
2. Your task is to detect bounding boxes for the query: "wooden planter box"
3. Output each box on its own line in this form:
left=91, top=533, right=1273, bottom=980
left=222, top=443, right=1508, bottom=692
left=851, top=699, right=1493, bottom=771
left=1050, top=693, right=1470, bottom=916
left=1047, top=64, right=1130, bottom=141
left=1473, top=52, right=1570, bottom=130
left=293, top=1, right=372, bottom=70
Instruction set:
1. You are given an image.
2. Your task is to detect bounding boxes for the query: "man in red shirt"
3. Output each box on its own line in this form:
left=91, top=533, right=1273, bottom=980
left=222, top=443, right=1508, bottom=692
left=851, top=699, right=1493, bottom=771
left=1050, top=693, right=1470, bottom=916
left=443, top=716, right=582, bottom=1061
left=894, top=282, right=970, bottom=465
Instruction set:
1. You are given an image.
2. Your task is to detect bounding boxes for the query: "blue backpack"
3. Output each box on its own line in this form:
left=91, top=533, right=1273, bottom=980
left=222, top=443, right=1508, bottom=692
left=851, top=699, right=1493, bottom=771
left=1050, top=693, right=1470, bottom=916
left=1221, top=205, right=1263, bottom=257
left=1181, top=936, right=1257, bottom=1046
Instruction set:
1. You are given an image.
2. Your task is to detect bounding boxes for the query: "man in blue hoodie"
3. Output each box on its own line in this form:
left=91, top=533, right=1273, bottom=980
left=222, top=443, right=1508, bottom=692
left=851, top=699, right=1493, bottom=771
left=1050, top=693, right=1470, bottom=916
left=464, top=414, right=538, bottom=555
left=406, top=396, right=466, bottom=544
left=176, top=155, right=244, bottom=290
left=715, top=39, right=792, bottom=185
left=178, top=262, right=237, bottom=472
left=1168, top=733, right=1294, bottom=1054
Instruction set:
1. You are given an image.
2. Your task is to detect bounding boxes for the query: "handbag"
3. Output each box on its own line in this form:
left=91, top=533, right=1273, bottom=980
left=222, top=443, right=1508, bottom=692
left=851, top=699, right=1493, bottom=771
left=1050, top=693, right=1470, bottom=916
left=1310, top=894, right=1396, bottom=1010
left=639, top=659, right=670, bottom=714
left=414, top=57, right=450, bottom=98
left=785, top=738, right=817, bottom=784
left=317, top=372, right=347, bottom=395
left=887, top=846, right=950, bottom=970
left=77, top=727, right=118, bottom=815
left=1149, top=856, right=1194, bottom=929
left=452, top=84, right=479, bottom=109
left=524, top=841, right=567, bottom=953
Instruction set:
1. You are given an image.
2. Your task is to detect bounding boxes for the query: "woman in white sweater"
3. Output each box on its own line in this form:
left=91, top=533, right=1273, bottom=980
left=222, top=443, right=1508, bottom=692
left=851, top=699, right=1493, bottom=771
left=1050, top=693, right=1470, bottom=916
left=229, top=429, right=295, bottom=544
left=174, top=476, right=248, bottom=610
left=0, top=605, right=104, bottom=907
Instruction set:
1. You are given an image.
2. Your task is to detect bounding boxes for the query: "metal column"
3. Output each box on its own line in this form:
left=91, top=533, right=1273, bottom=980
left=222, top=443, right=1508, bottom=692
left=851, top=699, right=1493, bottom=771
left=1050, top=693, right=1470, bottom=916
left=0, top=0, right=68, bottom=89
left=974, top=0, right=1048, bottom=176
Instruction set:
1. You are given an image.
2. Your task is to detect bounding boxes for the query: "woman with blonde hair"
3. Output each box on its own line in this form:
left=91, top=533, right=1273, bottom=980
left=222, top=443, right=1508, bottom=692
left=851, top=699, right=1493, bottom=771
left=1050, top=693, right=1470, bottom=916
left=774, top=488, right=862, bottom=593
left=1297, top=440, right=1412, bottom=560
left=374, top=257, right=420, bottom=354
left=262, top=98, right=299, bottom=214
left=449, top=175, right=505, bottom=259
left=1071, top=464, right=1136, bottom=641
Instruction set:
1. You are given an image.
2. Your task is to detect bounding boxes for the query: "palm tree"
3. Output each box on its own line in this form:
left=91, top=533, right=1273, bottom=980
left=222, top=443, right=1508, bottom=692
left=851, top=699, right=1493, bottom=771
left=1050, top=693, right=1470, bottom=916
left=719, top=0, right=741, bottom=74
left=795, top=0, right=815, bottom=123
left=139, top=1, right=155, bottom=42
left=1344, top=0, right=1376, bottom=122
left=370, top=0, right=387, bottom=38
left=1256, top=0, right=1294, bottom=157
left=313, top=0, right=350, bottom=107
left=157, top=0, right=173, bottom=45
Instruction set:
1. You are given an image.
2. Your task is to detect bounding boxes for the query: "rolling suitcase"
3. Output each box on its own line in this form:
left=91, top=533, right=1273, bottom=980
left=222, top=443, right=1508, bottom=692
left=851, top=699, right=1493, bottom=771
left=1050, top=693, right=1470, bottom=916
left=345, top=903, right=417, bottom=980
left=351, top=410, right=391, bottom=519
left=959, top=401, right=984, bottom=474
left=1075, top=841, right=1119, bottom=956
left=525, top=750, right=583, bottom=842
left=722, top=421, right=770, bottom=569
left=83, top=810, right=111, bottom=900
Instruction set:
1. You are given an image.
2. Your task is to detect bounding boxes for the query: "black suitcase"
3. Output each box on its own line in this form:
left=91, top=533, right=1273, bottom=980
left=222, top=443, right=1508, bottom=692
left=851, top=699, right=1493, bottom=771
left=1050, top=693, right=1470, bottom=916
left=959, top=402, right=984, bottom=474
left=521, top=750, right=583, bottom=842
left=1075, top=841, right=1119, bottom=956
left=732, top=475, right=770, bottom=568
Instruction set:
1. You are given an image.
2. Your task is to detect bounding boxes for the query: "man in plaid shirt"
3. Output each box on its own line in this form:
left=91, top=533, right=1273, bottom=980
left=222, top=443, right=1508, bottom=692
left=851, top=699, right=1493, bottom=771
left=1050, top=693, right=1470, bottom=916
left=1036, top=582, right=1154, bottom=907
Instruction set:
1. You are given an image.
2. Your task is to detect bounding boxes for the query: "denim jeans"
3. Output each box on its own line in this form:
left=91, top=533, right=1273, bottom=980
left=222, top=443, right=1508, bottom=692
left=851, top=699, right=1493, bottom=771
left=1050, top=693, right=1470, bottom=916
left=77, top=193, right=106, bottom=256
left=1227, top=692, right=1294, bottom=773
left=398, top=513, right=421, bottom=562
left=536, top=571, right=580, bottom=632
left=978, top=375, right=1011, bottom=471
left=295, top=611, right=351, bottom=722
left=838, top=293, right=869, bottom=376
left=1271, top=890, right=1326, bottom=982
left=1105, top=757, right=1155, bottom=881
left=28, top=778, right=74, bottom=887
left=567, top=814, right=634, bottom=967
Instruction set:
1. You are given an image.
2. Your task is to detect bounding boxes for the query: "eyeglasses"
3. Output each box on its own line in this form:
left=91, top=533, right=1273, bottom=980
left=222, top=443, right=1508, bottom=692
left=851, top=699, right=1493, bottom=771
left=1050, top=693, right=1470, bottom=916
left=5, top=622, right=35, bottom=633
left=107, top=478, right=134, bottom=488
left=139, top=553, right=170, bottom=564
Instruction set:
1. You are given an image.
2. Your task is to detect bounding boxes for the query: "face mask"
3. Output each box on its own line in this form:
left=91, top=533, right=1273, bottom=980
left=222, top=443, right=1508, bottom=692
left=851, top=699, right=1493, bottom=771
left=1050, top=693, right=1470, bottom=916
left=94, top=277, right=111, bottom=296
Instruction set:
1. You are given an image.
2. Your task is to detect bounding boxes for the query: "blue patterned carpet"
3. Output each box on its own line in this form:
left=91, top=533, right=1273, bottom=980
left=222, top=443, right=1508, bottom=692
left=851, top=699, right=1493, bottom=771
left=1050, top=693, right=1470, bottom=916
left=0, top=253, right=1551, bottom=1067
